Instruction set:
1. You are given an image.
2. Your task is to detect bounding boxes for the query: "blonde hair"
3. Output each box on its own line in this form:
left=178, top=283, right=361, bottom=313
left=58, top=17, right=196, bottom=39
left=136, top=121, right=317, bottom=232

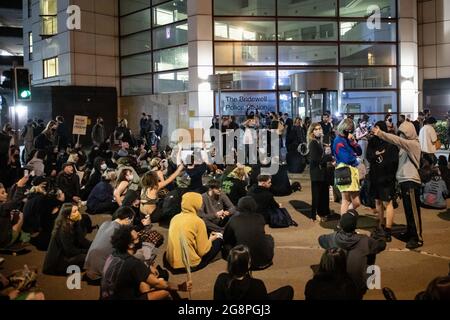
left=336, top=118, right=355, bottom=136
left=307, top=122, right=322, bottom=144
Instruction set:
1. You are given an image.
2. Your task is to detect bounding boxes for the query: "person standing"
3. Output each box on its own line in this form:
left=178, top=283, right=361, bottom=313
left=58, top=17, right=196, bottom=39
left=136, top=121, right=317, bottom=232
left=355, top=115, right=370, bottom=167
left=91, top=117, right=106, bottom=146
left=419, top=117, right=439, bottom=165
left=333, top=119, right=362, bottom=214
left=21, top=119, right=36, bottom=163
left=413, top=112, right=425, bottom=136
left=308, top=123, right=333, bottom=221
left=366, top=121, right=399, bottom=242
left=372, top=121, right=424, bottom=249
left=139, top=113, right=148, bottom=139
left=320, top=113, right=334, bottom=145
left=55, top=116, right=71, bottom=150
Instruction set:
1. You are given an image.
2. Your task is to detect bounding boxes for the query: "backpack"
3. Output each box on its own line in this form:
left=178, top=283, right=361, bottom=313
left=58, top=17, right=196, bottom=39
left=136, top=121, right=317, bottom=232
left=161, top=188, right=186, bottom=220
left=269, top=207, right=298, bottom=229
left=100, top=254, right=128, bottom=300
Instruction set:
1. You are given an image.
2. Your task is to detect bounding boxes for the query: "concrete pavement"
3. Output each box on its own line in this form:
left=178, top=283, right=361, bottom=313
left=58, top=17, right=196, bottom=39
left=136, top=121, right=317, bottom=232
left=1, top=173, right=449, bottom=300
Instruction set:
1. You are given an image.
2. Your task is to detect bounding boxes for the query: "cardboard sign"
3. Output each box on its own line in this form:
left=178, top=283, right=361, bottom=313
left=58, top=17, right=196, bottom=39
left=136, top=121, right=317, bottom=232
left=72, top=115, right=88, bottom=135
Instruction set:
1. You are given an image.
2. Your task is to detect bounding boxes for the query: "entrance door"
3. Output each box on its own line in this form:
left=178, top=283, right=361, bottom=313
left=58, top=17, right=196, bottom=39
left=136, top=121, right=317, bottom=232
left=291, top=90, right=338, bottom=121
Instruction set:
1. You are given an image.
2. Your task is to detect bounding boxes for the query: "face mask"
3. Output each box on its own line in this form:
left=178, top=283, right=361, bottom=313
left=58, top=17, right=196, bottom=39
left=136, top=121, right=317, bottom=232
left=360, top=123, right=366, bottom=128
left=100, top=163, right=107, bottom=171
left=127, top=175, right=134, bottom=181
left=314, top=131, right=323, bottom=138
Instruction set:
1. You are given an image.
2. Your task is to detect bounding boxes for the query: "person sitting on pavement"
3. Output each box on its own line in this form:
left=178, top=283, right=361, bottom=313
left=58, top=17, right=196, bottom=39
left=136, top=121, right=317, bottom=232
left=214, top=245, right=294, bottom=300
left=165, top=192, right=223, bottom=273
left=221, top=164, right=250, bottom=206
left=56, top=163, right=81, bottom=204
left=87, top=170, right=119, bottom=215
left=247, top=175, right=283, bottom=225
left=222, top=197, right=274, bottom=271
left=305, top=248, right=360, bottom=300
left=0, top=176, right=28, bottom=249
left=318, top=210, right=386, bottom=298
left=43, top=203, right=92, bottom=275
left=84, top=206, right=136, bottom=282
left=421, top=166, right=448, bottom=210
left=199, top=179, right=237, bottom=233
left=101, top=225, right=192, bottom=300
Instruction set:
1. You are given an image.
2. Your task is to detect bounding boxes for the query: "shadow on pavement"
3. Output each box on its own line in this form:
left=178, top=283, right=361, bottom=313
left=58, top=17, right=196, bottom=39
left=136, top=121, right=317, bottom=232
left=438, top=209, right=450, bottom=221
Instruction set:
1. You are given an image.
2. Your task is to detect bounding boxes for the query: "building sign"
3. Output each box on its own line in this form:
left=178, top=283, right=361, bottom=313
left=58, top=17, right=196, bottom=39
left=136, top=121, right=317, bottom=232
left=72, top=115, right=88, bottom=135
left=216, top=92, right=277, bottom=115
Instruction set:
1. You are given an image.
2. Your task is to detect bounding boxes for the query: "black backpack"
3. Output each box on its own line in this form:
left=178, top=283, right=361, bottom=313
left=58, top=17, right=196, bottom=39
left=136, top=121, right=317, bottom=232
left=269, top=207, right=298, bottom=229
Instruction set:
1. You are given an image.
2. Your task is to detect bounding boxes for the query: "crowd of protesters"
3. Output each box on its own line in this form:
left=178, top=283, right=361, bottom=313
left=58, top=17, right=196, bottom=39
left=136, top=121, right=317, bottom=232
left=0, top=109, right=449, bottom=301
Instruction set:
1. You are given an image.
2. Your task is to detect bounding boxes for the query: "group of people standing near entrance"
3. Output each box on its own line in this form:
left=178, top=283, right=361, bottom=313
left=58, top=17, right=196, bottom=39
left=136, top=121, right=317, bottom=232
left=307, top=110, right=448, bottom=250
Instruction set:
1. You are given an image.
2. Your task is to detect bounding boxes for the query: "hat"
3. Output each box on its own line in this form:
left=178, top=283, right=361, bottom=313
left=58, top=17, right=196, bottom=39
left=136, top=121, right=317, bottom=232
left=339, top=210, right=359, bottom=233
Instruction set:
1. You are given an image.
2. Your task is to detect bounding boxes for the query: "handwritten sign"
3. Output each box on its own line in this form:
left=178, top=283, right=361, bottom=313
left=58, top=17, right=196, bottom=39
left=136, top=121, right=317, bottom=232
left=72, top=115, right=88, bottom=135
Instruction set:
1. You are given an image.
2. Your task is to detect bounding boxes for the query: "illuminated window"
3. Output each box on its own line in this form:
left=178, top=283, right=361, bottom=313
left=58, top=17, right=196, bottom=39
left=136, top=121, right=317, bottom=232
left=29, top=32, right=33, bottom=60
left=40, top=0, right=57, bottom=36
left=43, top=57, right=59, bottom=78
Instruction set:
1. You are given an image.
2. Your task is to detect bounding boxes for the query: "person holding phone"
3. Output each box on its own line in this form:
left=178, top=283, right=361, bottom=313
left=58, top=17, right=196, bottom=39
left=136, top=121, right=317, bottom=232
left=0, top=175, right=29, bottom=248
left=332, top=118, right=362, bottom=215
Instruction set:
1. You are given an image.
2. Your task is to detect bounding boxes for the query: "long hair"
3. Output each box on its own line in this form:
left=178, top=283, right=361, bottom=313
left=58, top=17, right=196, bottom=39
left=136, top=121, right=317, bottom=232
left=318, top=248, right=348, bottom=276
left=140, top=171, right=159, bottom=190
left=52, top=203, right=75, bottom=237
left=227, top=245, right=252, bottom=289
left=116, top=169, right=131, bottom=188
left=307, top=122, right=322, bottom=145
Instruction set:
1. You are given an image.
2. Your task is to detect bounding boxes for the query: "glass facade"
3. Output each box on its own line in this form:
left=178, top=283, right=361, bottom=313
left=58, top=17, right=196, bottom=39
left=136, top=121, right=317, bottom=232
left=119, top=0, right=188, bottom=96
left=213, top=0, right=399, bottom=119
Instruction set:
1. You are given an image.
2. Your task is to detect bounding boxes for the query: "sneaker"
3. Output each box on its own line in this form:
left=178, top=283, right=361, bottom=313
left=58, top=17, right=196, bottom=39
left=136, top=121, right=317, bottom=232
left=406, top=239, right=423, bottom=250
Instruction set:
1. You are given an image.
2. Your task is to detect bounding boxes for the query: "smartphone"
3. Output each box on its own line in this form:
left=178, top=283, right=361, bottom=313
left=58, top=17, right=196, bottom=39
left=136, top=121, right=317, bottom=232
left=24, top=169, right=29, bottom=177
left=30, top=170, right=36, bottom=177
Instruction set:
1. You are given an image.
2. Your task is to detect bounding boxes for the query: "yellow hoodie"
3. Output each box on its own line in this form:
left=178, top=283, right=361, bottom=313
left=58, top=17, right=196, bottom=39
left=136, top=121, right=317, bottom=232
left=166, top=192, right=212, bottom=269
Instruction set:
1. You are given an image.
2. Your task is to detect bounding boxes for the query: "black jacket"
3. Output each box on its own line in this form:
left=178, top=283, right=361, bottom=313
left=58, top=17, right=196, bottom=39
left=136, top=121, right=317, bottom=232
left=366, top=137, right=399, bottom=185
left=56, top=172, right=80, bottom=201
left=247, top=185, right=279, bottom=224
left=319, top=231, right=386, bottom=293
left=309, top=140, right=333, bottom=182
left=214, top=274, right=269, bottom=300
left=223, top=212, right=274, bottom=270
left=270, top=164, right=292, bottom=196
left=0, top=186, right=26, bottom=248
left=43, top=222, right=91, bottom=275
left=82, top=157, right=104, bottom=199
left=305, top=273, right=360, bottom=300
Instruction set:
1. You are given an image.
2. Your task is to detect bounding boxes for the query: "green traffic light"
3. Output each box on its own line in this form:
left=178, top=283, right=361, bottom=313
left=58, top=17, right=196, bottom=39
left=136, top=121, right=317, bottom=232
left=20, top=90, right=31, bottom=99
